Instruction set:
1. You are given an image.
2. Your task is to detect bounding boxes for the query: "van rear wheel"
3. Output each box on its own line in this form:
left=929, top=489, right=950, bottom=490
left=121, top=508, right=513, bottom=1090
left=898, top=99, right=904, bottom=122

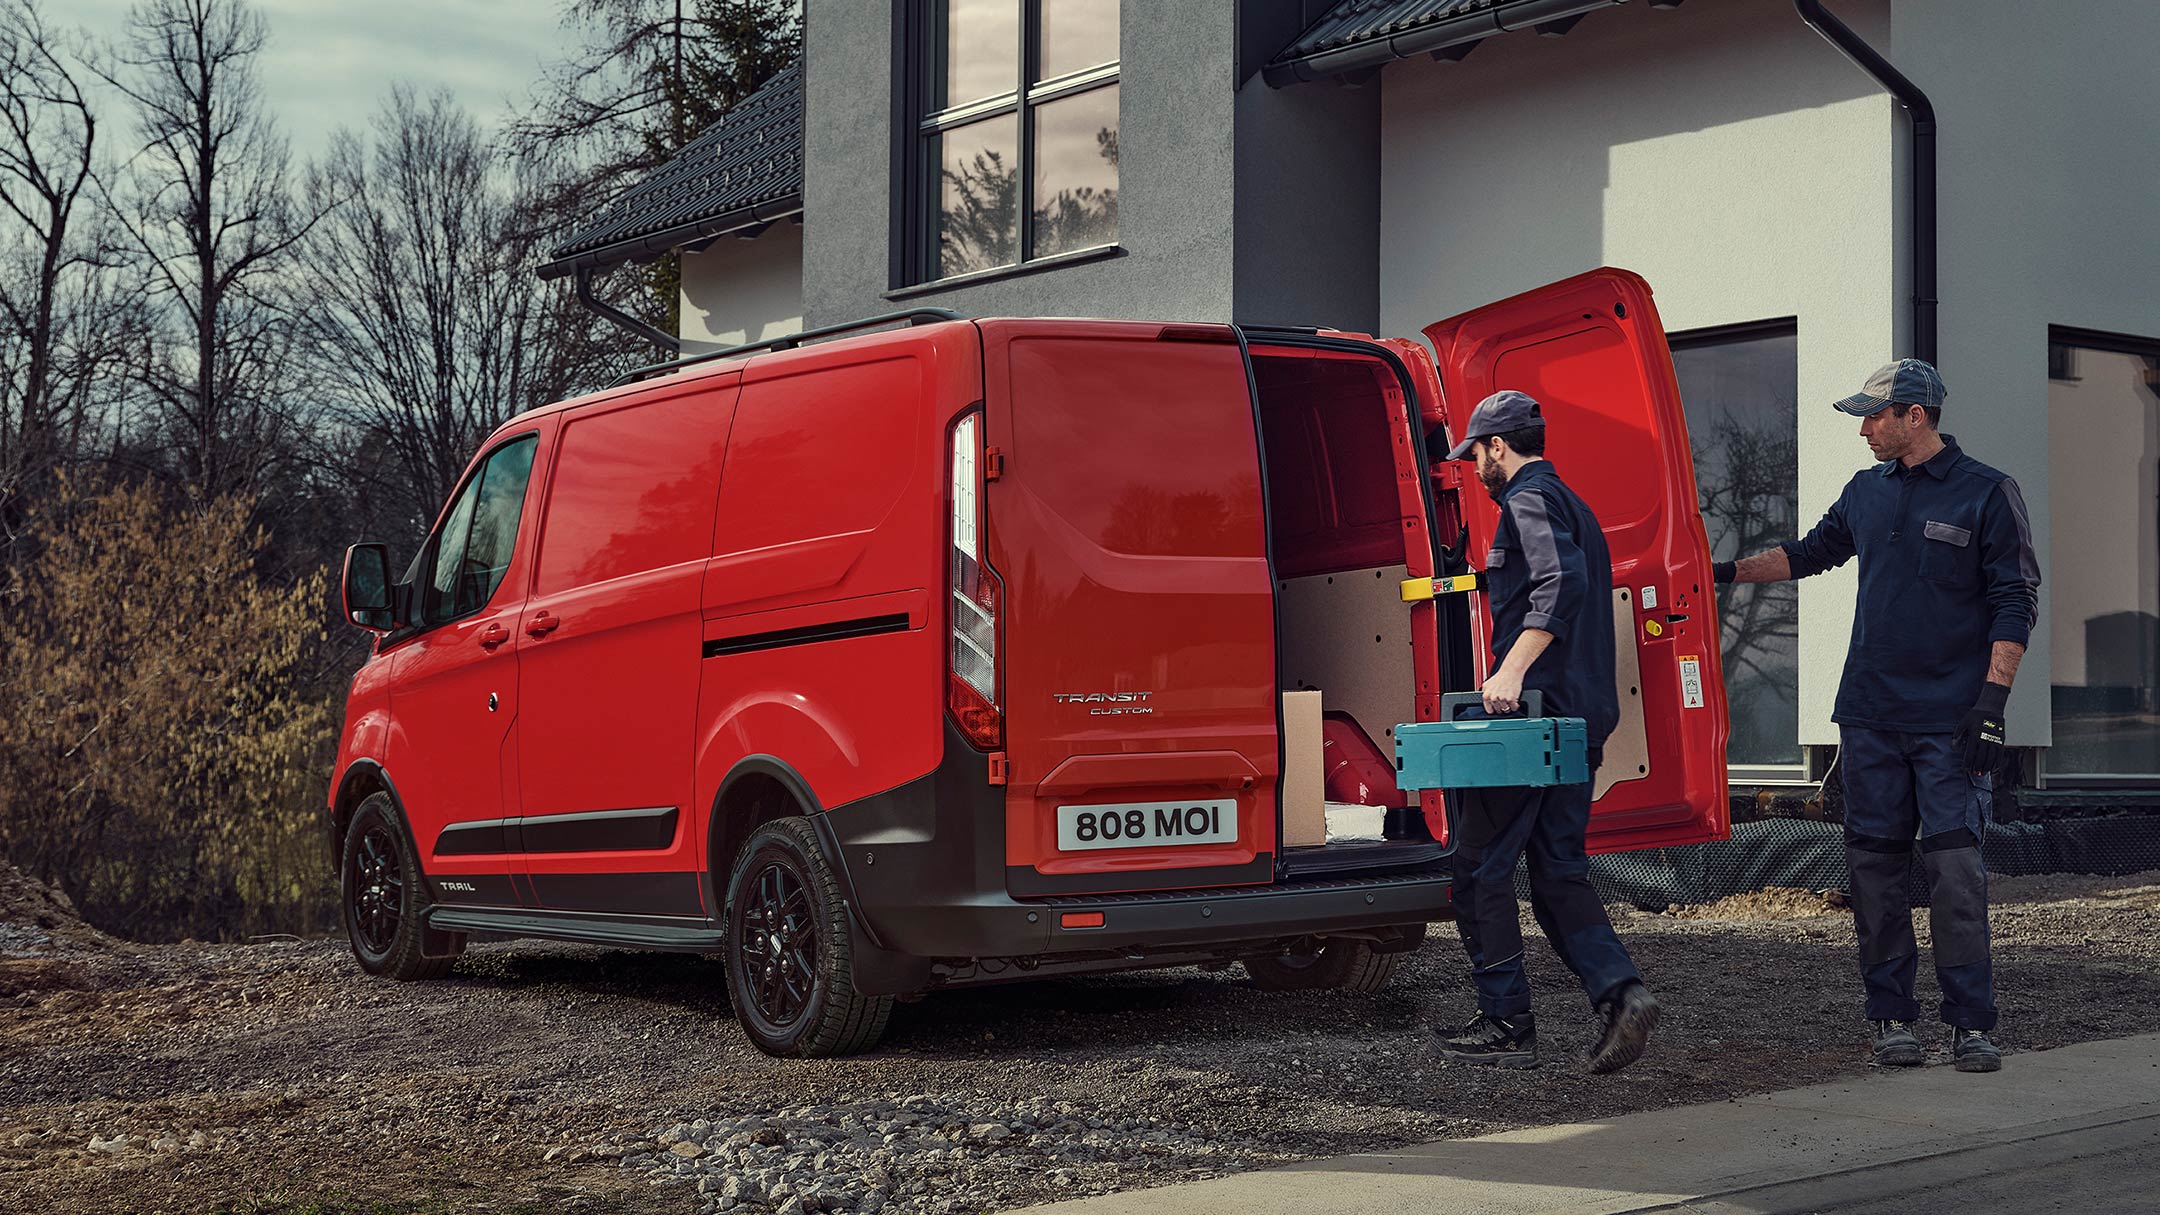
left=1242, top=938, right=1398, bottom=993
left=724, top=817, right=893, bottom=1057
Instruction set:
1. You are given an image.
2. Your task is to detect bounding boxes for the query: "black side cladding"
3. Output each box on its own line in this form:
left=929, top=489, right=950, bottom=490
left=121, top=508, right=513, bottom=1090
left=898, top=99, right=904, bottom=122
left=821, top=719, right=1041, bottom=959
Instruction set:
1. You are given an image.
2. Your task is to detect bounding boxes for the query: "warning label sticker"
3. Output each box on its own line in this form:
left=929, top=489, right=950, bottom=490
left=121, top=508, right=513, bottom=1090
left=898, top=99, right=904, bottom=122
left=1679, top=655, right=1704, bottom=709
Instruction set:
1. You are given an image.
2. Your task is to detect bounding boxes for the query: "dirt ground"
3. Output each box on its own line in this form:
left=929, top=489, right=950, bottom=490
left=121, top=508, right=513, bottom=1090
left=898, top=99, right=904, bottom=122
left=4, top=865, right=2159, bottom=1215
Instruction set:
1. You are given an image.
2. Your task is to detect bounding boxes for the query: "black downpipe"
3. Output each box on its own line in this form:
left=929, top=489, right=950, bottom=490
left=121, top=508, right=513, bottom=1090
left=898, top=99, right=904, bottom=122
left=574, top=265, right=681, bottom=358
left=1795, top=0, right=1937, bottom=366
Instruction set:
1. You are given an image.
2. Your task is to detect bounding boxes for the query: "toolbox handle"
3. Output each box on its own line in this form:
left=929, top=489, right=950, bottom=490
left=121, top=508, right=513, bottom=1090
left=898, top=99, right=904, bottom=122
left=1439, top=690, right=1544, bottom=720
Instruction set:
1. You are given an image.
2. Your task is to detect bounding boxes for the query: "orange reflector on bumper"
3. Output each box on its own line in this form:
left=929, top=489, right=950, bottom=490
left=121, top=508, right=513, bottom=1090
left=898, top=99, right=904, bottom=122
left=1060, top=912, right=1105, bottom=930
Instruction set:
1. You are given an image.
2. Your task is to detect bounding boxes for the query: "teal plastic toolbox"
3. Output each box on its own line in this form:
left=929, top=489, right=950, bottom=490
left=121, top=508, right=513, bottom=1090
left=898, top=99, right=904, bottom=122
left=1394, top=692, right=1590, bottom=791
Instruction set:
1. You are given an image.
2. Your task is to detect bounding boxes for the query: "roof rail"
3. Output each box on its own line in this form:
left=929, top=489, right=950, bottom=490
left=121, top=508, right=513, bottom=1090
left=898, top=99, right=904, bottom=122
left=607, top=308, right=968, bottom=388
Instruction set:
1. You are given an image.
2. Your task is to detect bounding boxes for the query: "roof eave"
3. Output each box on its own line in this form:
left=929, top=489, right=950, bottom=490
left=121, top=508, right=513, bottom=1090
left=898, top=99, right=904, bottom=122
left=536, top=192, right=805, bottom=281
left=1263, top=0, right=1626, bottom=87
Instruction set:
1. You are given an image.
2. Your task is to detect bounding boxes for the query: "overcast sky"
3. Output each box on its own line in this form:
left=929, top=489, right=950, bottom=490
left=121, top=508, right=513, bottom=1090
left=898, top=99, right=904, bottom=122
left=63, top=0, right=567, bottom=159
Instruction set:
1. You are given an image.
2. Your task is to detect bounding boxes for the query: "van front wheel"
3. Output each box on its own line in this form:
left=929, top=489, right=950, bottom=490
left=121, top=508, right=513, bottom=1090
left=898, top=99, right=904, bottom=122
left=724, top=817, right=893, bottom=1057
left=1242, top=938, right=1398, bottom=993
left=341, top=794, right=460, bottom=981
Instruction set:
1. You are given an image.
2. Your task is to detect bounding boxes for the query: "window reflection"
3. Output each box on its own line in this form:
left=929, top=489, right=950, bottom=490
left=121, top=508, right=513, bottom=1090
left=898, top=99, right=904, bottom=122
left=936, top=114, right=1019, bottom=277
left=1038, top=0, right=1119, bottom=81
left=1673, top=326, right=1802, bottom=768
left=2047, top=341, right=2160, bottom=776
left=1031, top=84, right=1117, bottom=257
left=935, top=0, right=1018, bottom=111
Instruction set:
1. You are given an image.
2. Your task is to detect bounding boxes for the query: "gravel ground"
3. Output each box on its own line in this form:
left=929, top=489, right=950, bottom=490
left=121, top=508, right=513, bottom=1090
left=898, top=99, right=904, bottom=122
left=4, top=866, right=2159, bottom=1215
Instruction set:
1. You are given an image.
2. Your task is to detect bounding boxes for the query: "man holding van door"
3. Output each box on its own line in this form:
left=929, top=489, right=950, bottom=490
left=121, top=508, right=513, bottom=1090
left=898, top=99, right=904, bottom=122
left=1715, top=360, right=2038, bottom=1074
left=1432, top=390, right=1662, bottom=1074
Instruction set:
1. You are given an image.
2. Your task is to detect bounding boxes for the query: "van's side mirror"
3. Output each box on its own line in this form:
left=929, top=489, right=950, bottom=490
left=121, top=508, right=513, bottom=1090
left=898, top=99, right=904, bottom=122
left=342, top=543, right=397, bottom=632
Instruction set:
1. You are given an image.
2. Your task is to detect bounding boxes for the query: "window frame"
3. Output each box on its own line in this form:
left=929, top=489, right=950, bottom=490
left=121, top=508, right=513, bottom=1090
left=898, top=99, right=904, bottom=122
left=397, top=430, right=542, bottom=640
left=1668, top=317, right=1809, bottom=784
left=892, top=0, right=1120, bottom=290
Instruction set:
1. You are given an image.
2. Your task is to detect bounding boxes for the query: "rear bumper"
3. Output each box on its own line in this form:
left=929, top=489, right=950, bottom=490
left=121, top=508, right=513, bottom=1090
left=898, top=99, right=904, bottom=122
left=814, top=723, right=1452, bottom=993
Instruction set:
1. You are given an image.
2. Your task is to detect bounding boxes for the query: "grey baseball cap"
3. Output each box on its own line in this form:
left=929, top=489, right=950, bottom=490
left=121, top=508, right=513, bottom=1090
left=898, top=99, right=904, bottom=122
left=1444, top=390, right=1545, bottom=461
left=1835, top=358, right=1947, bottom=417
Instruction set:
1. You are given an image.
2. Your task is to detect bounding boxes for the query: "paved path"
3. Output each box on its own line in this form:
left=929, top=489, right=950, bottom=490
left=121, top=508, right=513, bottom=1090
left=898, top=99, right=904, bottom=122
left=1033, top=1033, right=2160, bottom=1215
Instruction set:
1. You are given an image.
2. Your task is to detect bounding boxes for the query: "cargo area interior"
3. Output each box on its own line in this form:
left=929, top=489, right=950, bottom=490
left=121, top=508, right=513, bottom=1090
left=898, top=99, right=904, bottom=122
left=1249, top=344, right=1451, bottom=877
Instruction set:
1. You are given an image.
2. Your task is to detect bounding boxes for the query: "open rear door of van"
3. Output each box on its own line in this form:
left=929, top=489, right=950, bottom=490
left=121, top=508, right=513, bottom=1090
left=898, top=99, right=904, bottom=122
left=1423, top=268, right=1730, bottom=852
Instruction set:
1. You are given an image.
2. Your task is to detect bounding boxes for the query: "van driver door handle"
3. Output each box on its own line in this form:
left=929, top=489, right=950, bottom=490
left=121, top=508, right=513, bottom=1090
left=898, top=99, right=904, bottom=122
left=526, top=610, right=561, bottom=638
left=477, top=623, right=509, bottom=649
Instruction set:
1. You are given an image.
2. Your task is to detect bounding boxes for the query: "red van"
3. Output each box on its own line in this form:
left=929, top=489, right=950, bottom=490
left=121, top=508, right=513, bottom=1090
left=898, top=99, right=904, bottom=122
left=329, top=267, right=1730, bottom=1057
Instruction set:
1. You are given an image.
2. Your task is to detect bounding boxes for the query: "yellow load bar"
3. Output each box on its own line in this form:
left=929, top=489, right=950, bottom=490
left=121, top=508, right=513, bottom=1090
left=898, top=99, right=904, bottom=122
left=1399, top=573, right=1483, bottom=602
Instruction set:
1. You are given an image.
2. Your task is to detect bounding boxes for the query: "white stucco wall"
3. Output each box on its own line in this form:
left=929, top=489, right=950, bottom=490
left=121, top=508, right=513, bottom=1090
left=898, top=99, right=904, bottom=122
left=1380, top=0, right=1897, bottom=748
left=679, top=221, right=806, bottom=350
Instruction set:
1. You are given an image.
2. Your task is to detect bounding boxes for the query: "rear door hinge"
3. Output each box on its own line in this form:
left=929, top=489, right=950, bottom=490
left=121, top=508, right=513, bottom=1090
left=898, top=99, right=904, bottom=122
left=984, top=447, right=1006, bottom=481
left=987, top=751, right=1009, bottom=785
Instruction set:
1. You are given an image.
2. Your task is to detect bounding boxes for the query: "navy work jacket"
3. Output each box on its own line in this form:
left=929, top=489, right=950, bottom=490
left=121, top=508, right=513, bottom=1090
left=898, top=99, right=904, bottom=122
left=1782, top=437, right=2040, bottom=733
left=1485, top=461, right=1619, bottom=748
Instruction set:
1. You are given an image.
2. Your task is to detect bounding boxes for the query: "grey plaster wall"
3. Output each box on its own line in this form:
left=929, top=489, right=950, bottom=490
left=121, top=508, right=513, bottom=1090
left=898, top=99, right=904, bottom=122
left=802, top=1, right=1241, bottom=325
left=1231, top=70, right=1378, bottom=334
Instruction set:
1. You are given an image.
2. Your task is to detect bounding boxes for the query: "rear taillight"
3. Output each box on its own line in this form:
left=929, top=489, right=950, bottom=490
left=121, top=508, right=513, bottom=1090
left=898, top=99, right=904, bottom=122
left=948, top=411, right=1003, bottom=749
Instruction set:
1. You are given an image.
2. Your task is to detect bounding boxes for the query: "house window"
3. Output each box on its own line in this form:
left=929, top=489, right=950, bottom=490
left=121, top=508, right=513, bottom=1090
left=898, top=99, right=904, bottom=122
left=903, top=0, right=1119, bottom=285
left=2047, top=329, right=2160, bottom=779
left=1671, top=321, right=1802, bottom=773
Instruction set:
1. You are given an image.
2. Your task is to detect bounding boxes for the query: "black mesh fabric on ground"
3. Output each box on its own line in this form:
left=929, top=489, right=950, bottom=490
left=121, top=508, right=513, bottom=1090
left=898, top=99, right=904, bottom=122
left=1507, top=814, right=2160, bottom=910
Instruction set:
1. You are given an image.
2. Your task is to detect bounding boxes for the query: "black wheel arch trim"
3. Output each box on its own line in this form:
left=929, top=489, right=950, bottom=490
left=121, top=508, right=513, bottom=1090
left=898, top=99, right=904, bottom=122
left=708, top=754, right=889, bottom=951
left=333, top=759, right=407, bottom=845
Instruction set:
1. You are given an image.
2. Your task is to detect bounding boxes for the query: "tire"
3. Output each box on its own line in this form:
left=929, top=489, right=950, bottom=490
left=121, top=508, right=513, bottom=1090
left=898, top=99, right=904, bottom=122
left=1242, top=938, right=1399, bottom=993
left=341, top=793, right=460, bottom=980
left=724, top=817, right=893, bottom=1057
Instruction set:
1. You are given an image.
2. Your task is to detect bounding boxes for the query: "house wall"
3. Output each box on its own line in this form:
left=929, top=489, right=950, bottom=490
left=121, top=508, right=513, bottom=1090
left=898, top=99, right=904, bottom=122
left=1891, top=0, right=2160, bottom=759
left=1232, top=65, right=1380, bottom=334
left=802, top=0, right=1240, bottom=324
left=679, top=221, right=806, bottom=350
left=1378, top=0, right=1903, bottom=749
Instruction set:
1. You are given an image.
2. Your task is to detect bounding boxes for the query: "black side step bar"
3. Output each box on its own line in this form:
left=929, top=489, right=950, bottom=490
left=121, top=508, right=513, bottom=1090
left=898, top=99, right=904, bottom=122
left=427, top=906, right=727, bottom=954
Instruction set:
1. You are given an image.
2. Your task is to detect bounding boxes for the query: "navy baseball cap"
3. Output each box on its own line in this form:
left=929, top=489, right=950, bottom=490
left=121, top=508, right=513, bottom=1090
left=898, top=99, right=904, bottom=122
left=1444, top=390, right=1545, bottom=461
left=1835, top=358, right=1946, bottom=417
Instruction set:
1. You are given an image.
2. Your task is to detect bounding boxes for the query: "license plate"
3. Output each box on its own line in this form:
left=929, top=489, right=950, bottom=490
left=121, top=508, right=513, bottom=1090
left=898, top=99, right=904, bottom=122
left=1056, top=800, right=1237, bottom=851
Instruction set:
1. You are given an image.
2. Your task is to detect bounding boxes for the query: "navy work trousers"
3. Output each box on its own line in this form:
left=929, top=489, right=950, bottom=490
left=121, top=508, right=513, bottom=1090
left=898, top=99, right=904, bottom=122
left=1840, top=727, right=1997, bottom=1030
left=1450, top=756, right=1641, bottom=1018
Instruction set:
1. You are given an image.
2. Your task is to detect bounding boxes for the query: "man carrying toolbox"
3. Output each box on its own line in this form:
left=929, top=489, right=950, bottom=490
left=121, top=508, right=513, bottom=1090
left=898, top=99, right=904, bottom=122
left=1431, top=389, right=1661, bottom=1074
left=1716, top=359, right=2039, bottom=1073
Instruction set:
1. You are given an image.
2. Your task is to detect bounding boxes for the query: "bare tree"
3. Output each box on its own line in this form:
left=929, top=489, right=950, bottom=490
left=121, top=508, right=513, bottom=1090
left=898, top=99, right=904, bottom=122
left=98, top=0, right=318, bottom=499
left=0, top=0, right=139, bottom=540
left=299, top=88, right=621, bottom=534
left=512, top=0, right=800, bottom=326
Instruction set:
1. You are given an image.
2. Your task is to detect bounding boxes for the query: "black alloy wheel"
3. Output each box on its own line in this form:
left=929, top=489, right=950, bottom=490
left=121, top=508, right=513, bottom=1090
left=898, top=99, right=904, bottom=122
left=350, top=821, right=406, bottom=954
left=737, top=861, right=819, bottom=1027
left=722, top=816, right=893, bottom=1057
left=340, top=793, right=461, bottom=980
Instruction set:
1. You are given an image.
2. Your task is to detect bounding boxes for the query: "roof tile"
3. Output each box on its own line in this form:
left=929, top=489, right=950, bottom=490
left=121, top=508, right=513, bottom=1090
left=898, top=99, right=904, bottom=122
left=544, top=62, right=804, bottom=274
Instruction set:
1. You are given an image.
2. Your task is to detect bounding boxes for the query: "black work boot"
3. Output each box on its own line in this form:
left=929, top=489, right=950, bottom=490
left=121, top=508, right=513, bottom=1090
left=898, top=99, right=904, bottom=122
left=1433, top=1012, right=1538, bottom=1068
left=1588, top=981, right=1660, bottom=1074
left=1871, top=1020, right=1925, bottom=1066
left=1951, top=1027, right=2002, bottom=1073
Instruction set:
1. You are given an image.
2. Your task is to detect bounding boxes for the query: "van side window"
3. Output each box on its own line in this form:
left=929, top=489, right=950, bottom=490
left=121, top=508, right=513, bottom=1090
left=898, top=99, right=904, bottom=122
left=424, top=434, right=539, bottom=623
